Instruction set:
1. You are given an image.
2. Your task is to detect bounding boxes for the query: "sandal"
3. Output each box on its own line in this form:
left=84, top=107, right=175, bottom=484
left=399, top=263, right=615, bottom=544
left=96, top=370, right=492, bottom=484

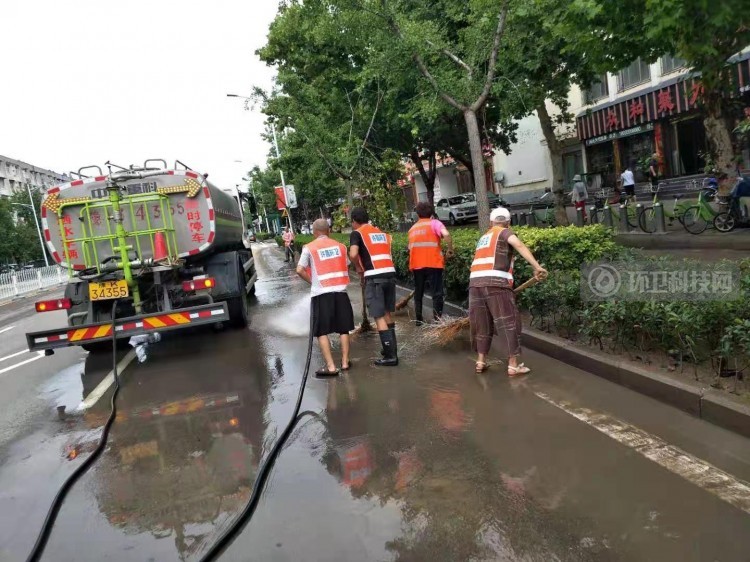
left=475, top=361, right=489, bottom=374
left=315, top=367, right=340, bottom=377
left=341, top=360, right=353, bottom=371
left=507, top=363, right=531, bottom=377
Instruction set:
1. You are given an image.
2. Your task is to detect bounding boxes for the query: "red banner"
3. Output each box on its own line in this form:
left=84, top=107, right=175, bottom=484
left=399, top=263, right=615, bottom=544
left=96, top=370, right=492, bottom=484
left=275, top=186, right=287, bottom=210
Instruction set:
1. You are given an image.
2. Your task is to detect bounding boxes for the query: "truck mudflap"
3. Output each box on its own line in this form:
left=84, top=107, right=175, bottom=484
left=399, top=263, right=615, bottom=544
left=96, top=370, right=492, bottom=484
left=26, top=302, right=229, bottom=352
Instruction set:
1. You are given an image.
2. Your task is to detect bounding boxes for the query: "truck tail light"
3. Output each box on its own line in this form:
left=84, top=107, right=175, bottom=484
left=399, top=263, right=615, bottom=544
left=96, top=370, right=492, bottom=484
left=35, top=298, right=72, bottom=312
left=182, top=277, right=216, bottom=292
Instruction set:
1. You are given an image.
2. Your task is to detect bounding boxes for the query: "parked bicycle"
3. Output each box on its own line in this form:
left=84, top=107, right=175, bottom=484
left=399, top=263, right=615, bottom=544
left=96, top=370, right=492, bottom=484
left=638, top=186, right=691, bottom=233
left=682, top=190, right=723, bottom=235
left=594, top=197, right=638, bottom=229
left=524, top=197, right=555, bottom=227
left=713, top=176, right=750, bottom=232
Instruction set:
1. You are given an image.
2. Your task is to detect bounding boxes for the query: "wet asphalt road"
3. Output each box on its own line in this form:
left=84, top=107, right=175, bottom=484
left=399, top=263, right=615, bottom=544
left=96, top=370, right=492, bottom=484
left=1, top=243, right=750, bottom=562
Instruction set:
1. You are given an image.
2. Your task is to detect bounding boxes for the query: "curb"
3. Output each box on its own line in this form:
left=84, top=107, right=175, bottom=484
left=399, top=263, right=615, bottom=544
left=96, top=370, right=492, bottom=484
left=615, top=232, right=750, bottom=251
left=394, top=284, right=750, bottom=439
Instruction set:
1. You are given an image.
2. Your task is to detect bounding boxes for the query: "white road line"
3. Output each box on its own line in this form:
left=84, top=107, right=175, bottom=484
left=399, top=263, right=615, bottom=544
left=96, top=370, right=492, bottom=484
left=0, top=349, right=32, bottom=363
left=535, top=392, right=750, bottom=515
left=76, top=349, right=137, bottom=411
left=0, top=351, right=45, bottom=376
left=0, top=325, right=15, bottom=335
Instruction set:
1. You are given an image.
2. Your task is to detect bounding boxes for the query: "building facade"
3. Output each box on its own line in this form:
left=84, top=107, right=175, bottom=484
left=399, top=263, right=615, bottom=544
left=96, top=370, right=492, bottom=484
left=577, top=51, right=750, bottom=189
left=0, top=155, right=69, bottom=197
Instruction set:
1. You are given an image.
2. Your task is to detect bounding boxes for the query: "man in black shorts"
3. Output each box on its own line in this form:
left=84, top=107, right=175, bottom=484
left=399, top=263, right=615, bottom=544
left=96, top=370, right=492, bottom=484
left=349, top=207, right=398, bottom=367
left=296, top=219, right=355, bottom=376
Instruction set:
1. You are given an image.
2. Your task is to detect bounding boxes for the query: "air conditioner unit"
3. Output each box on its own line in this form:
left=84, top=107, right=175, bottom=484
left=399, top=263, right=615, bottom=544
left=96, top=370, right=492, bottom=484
left=493, top=171, right=505, bottom=183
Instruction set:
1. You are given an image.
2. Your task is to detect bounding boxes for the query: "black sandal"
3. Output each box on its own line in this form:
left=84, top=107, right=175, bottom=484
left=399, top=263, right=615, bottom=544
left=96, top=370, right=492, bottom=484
left=341, top=360, right=353, bottom=371
left=315, top=367, right=340, bottom=377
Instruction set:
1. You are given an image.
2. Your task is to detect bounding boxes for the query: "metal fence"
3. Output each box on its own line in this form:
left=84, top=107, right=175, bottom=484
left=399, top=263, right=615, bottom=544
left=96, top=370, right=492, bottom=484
left=0, top=265, right=67, bottom=302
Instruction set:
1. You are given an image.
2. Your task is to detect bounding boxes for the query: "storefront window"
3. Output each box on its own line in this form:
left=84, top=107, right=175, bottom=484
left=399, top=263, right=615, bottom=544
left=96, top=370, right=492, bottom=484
left=618, top=58, right=651, bottom=91
left=620, top=133, right=655, bottom=181
left=586, top=143, right=616, bottom=189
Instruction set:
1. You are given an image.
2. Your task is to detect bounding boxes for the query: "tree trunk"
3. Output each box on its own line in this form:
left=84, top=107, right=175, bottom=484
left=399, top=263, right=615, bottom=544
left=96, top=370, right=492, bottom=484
left=536, top=103, right=569, bottom=226
left=703, top=96, right=738, bottom=194
left=463, top=109, right=491, bottom=231
left=410, top=149, right=436, bottom=205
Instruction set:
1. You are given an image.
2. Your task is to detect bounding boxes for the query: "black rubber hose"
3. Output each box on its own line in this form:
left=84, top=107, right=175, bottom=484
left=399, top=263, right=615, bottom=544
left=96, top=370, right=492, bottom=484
left=25, top=300, right=122, bottom=562
left=198, top=306, right=316, bottom=561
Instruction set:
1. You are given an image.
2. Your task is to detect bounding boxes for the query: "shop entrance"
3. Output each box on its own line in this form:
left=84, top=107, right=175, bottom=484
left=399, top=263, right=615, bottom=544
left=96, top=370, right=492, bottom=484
left=675, top=118, right=707, bottom=175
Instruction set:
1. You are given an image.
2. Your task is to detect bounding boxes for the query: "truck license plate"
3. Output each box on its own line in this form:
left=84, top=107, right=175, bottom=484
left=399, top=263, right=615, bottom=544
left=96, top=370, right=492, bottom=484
left=89, top=280, right=129, bottom=301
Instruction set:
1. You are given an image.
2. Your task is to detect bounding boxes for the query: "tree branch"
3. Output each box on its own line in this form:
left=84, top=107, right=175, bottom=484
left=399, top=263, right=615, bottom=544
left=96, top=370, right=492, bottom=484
left=426, top=39, right=473, bottom=79
left=350, top=84, right=384, bottom=174
left=300, top=130, right=352, bottom=181
left=409, top=148, right=430, bottom=183
left=471, top=0, right=510, bottom=112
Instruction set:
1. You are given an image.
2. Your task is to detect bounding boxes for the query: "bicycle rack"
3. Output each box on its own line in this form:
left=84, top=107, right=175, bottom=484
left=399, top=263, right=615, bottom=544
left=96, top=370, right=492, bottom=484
left=575, top=207, right=585, bottom=227
left=602, top=206, right=614, bottom=229
left=653, top=202, right=667, bottom=233
left=526, top=212, right=537, bottom=227
left=618, top=204, right=630, bottom=233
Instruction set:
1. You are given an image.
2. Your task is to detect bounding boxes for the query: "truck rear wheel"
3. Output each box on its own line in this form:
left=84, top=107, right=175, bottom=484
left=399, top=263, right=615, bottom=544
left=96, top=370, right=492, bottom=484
left=226, top=256, right=250, bottom=328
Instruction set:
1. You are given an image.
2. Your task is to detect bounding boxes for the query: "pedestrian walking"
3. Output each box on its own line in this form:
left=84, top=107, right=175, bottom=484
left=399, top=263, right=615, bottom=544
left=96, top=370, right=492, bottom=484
left=349, top=207, right=398, bottom=366
left=282, top=226, right=295, bottom=262
left=296, top=219, right=355, bottom=376
left=569, top=175, right=589, bottom=221
left=648, top=153, right=659, bottom=191
left=469, top=207, right=547, bottom=376
left=408, top=202, right=454, bottom=326
left=619, top=165, right=636, bottom=202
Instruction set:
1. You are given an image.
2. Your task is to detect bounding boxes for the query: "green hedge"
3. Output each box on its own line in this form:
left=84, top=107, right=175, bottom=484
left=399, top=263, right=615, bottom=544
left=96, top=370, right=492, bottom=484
left=292, top=225, right=622, bottom=301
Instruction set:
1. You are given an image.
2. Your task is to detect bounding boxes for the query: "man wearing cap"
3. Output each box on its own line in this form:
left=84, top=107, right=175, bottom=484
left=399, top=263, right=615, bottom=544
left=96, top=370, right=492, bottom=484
left=349, top=207, right=399, bottom=366
left=469, top=207, right=546, bottom=376
left=297, top=219, right=355, bottom=376
left=408, top=202, right=454, bottom=325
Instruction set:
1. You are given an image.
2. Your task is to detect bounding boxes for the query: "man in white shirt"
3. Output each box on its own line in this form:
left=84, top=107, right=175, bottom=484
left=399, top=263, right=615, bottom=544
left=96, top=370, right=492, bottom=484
left=620, top=165, right=636, bottom=202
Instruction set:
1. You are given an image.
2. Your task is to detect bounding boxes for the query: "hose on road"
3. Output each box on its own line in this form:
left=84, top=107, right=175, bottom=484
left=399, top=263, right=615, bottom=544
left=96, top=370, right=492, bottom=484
left=26, top=300, right=122, bottom=562
left=198, top=306, right=316, bottom=561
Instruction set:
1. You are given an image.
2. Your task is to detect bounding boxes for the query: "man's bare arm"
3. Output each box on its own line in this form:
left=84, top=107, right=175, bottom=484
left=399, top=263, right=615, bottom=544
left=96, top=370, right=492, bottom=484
left=507, top=235, right=547, bottom=279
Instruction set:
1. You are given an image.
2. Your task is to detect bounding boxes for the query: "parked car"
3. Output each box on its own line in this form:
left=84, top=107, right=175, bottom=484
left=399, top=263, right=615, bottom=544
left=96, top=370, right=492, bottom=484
left=487, top=193, right=509, bottom=209
left=435, top=194, right=478, bottom=225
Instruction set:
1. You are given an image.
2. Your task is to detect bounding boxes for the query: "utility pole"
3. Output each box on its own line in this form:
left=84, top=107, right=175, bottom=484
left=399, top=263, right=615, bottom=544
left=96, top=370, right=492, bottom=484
left=271, top=123, right=295, bottom=233
left=25, top=182, right=49, bottom=266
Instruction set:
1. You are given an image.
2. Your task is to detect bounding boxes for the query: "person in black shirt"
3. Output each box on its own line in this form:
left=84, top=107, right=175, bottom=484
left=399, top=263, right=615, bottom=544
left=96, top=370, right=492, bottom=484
left=349, top=207, right=398, bottom=366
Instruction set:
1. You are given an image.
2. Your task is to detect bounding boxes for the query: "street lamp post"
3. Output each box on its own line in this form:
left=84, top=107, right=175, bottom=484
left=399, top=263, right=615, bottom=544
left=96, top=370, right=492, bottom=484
left=226, top=93, right=295, bottom=233
left=13, top=184, right=49, bottom=266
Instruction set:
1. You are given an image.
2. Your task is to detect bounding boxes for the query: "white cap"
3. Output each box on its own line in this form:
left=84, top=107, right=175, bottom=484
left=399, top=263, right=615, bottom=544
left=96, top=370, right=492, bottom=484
left=490, top=207, right=511, bottom=222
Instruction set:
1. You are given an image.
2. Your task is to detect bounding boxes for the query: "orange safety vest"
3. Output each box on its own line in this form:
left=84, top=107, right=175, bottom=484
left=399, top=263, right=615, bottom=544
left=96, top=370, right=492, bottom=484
left=469, top=226, right=514, bottom=285
left=306, top=236, right=349, bottom=292
left=408, top=219, right=444, bottom=270
left=356, top=224, right=395, bottom=277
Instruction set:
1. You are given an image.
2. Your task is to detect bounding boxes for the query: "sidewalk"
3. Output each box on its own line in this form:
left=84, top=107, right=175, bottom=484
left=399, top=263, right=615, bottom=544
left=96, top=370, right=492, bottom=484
left=616, top=228, right=750, bottom=251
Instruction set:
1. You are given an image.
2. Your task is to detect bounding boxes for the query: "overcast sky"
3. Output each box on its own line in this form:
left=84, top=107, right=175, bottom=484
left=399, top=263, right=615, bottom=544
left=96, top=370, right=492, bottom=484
left=0, top=0, right=278, bottom=190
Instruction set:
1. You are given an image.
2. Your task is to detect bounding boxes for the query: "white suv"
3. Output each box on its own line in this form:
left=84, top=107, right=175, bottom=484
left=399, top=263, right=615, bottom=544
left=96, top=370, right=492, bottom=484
left=434, top=194, right=478, bottom=225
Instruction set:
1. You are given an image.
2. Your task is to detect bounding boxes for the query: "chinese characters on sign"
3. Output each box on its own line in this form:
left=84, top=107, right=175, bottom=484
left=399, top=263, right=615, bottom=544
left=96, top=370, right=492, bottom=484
left=657, top=90, right=675, bottom=114
left=606, top=110, right=619, bottom=129
left=628, top=100, right=644, bottom=121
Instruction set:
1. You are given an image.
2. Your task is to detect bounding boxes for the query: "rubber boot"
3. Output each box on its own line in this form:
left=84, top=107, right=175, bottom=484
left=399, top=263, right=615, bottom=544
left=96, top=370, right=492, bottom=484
left=374, top=330, right=398, bottom=367
left=433, top=296, right=444, bottom=322
left=381, top=323, right=395, bottom=356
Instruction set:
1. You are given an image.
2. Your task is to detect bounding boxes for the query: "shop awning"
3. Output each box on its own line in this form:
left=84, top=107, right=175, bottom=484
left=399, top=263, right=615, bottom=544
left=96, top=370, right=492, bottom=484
left=577, top=53, right=750, bottom=144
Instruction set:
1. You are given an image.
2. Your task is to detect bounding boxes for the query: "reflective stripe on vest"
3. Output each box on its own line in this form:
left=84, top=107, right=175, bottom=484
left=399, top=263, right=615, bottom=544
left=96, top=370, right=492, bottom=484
left=469, top=226, right=514, bottom=283
left=408, top=219, right=444, bottom=270
left=357, top=224, right=395, bottom=277
left=307, top=237, right=349, bottom=291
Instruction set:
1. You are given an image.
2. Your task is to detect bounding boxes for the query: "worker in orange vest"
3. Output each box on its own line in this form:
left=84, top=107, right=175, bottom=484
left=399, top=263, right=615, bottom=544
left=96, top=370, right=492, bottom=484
left=408, top=202, right=454, bottom=326
left=296, top=219, right=355, bottom=376
left=469, top=207, right=546, bottom=376
left=349, top=207, right=398, bottom=366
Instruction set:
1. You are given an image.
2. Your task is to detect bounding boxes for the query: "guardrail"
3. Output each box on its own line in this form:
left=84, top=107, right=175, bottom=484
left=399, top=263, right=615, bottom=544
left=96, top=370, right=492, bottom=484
left=0, top=265, right=67, bottom=302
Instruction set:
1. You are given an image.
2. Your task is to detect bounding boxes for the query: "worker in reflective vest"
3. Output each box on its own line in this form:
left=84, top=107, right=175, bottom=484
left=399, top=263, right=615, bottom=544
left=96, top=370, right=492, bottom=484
left=468, top=207, right=546, bottom=376
left=297, top=219, right=355, bottom=376
left=408, top=202, right=454, bottom=325
left=349, top=207, right=398, bottom=366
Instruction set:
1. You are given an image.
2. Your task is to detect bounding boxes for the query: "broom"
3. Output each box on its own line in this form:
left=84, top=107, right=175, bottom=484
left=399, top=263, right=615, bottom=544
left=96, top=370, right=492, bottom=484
left=395, top=290, right=415, bottom=313
left=421, top=274, right=547, bottom=347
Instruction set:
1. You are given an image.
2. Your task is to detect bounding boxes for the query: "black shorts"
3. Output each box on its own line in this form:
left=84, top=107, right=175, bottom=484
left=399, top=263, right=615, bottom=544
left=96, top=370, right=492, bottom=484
left=365, top=276, right=396, bottom=319
left=624, top=184, right=635, bottom=196
left=312, top=292, right=355, bottom=337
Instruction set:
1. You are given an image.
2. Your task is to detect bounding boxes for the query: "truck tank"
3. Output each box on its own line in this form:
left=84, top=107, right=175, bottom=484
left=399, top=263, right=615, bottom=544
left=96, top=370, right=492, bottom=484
left=41, top=169, right=244, bottom=270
